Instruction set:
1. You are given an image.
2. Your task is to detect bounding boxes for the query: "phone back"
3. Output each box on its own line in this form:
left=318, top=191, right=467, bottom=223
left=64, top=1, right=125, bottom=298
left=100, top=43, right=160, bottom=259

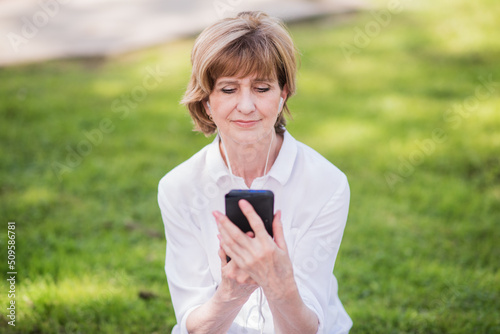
left=225, top=190, right=274, bottom=237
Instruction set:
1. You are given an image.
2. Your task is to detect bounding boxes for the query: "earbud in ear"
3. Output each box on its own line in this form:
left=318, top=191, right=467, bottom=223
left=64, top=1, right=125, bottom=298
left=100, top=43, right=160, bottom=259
left=206, top=101, right=213, bottom=120
left=279, top=97, right=284, bottom=110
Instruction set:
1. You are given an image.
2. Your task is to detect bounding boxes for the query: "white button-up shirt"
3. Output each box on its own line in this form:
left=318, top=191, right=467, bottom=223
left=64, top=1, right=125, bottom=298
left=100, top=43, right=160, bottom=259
left=158, top=131, right=352, bottom=334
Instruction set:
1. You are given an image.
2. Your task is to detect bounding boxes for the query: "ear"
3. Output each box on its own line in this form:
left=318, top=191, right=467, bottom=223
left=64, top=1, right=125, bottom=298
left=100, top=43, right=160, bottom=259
left=202, top=99, right=211, bottom=117
left=280, top=84, right=289, bottom=103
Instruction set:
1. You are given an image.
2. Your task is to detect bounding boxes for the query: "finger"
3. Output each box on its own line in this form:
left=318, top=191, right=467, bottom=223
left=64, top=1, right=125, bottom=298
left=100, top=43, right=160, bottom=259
left=213, top=211, right=252, bottom=262
left=238, top=199, right=267, bottom=237
left=219, top=234, right=234, bottom=264
left=213, top=211, right=255, bottom=247
left=219, top=235, right=250, bottom=266
left=272, top=211, right=288, bottom=253
left=213, top=210, right=244, bottom=236
left=214, top=210, right=248, bottom=243
left=218, top=243, right=228, bottom=266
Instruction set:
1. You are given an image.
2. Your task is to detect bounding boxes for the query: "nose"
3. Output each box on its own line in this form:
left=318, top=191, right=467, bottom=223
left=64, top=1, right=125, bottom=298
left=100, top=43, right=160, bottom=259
left=236, top=90, right=256, bottom=115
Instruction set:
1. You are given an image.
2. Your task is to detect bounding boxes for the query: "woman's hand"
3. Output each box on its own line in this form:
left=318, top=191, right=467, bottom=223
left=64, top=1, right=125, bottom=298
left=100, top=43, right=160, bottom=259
left=215, top=232, right=259, bottom=303
left=214, top=201, right=319, bottom=333
left=213, top=200, right=295, bottom=302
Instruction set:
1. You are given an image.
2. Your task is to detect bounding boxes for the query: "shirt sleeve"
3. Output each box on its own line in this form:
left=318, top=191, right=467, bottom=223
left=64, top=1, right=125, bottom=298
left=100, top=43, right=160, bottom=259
left=158, top=180, right=217, bottom=334
left=291, top=173, right=350, bottom=333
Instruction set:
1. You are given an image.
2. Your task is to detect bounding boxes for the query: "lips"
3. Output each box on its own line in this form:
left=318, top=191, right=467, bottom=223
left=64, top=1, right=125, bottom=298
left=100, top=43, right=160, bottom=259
left=231, top=119, right=261, bottom=128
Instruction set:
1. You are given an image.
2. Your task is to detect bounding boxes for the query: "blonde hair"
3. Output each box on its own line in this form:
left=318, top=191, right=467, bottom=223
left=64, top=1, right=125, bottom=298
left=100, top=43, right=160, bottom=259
left=181, top=11, right=298, bottom=135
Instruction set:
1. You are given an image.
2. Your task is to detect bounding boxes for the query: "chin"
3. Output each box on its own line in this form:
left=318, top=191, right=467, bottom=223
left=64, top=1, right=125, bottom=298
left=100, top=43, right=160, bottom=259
left=227, top=128, right=269, bottom=146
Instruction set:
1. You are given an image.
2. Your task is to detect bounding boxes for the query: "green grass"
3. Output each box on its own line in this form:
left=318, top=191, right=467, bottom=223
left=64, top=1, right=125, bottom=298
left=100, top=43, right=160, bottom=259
left=1, top=0, right=499, bottom=332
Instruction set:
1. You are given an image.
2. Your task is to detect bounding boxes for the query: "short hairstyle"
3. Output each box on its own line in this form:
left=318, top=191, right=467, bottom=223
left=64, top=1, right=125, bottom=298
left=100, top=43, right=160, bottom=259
left=181, top=11, right=298, bottom=135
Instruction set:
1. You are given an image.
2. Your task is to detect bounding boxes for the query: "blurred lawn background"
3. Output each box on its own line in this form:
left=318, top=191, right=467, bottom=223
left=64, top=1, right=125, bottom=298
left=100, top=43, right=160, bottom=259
left=1, top=0, right=499, bottom=332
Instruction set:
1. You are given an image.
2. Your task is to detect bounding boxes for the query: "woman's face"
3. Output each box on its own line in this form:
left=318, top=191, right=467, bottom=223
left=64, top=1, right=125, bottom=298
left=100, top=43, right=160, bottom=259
left=205, top=74, right=288, bottom=145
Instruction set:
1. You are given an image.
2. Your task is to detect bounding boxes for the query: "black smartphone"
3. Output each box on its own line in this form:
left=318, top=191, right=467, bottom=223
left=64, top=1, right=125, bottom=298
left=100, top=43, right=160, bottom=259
left=225, top=189, right=274, bottom=237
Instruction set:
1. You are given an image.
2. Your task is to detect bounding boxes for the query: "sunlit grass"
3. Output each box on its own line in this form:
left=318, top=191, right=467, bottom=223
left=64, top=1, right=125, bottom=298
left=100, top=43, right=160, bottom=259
left=1, top=0, right=499, bottom=332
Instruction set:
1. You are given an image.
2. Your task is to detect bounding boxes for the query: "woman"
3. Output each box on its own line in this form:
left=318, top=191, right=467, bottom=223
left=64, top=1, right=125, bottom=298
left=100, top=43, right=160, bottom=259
left=158, top=11, right=352, bottom=334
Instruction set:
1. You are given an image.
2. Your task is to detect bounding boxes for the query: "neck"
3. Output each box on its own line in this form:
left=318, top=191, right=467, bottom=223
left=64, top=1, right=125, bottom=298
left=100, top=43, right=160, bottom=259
left=220, top=131, right=283, bottom=188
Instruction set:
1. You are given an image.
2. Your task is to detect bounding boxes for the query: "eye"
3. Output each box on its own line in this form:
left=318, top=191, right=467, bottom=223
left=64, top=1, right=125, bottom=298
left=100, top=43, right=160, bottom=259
left=256, top=87, right=270, bottom=93
left=221, top=88, right=236, bottom=94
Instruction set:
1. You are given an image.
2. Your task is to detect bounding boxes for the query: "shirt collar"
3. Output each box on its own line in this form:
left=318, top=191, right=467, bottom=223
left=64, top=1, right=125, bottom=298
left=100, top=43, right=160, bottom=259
left=267, top=130, right=297, bottom=185
left=206, top=134, right=229, bottom=183
left=205, top=130, right=297, bottom=186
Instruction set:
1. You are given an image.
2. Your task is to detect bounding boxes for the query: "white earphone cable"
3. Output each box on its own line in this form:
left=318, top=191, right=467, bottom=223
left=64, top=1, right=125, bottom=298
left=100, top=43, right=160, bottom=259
left=210, top=97, right=283, bottom=333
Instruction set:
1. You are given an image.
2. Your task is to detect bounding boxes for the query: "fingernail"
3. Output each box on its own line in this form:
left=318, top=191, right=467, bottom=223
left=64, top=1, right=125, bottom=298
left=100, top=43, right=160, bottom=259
left=212, top=211, right=222, bottom=220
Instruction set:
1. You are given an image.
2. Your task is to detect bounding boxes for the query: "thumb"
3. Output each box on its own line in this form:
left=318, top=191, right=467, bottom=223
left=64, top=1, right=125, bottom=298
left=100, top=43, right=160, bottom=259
left=272, top=211, right=288, bottom=252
